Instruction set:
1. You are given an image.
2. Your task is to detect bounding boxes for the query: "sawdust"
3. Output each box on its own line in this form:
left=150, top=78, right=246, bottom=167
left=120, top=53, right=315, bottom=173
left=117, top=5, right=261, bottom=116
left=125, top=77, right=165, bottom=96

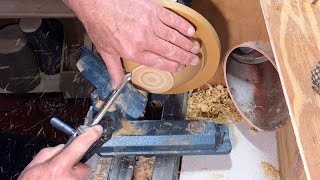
left=187, top=84, right=242, bottom=124
left=226, top=74, right=256, bottom=121
left=261, top=162, right=279, bottom=180
left=212, top=173, right=224, bottom=180
left=112, top=118, right=145, bottom=137
left=133, top=157, right=155, bottom=180
left=95, top=100, right=116, bottom=112
left=93, top=158, right=112, bottom=180
left=250, top=126, right=259, bottom=133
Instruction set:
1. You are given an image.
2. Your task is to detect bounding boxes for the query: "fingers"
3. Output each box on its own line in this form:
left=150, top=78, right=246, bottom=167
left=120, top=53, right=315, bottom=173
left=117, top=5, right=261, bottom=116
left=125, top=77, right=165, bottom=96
left=26, top=144, right=64, bottom=168
left=100, top=51, right=125, bottom=89
left=52, top=125, right=103, bottom=168
left=137, top=51, right=184, bottom=72
left=73, top=163, right=91, bottom=180
left=156, top=6, right=195, bottom=37
left=148, top=37, right=200, bottom=66
left=154, top=22, right=200, bottom=54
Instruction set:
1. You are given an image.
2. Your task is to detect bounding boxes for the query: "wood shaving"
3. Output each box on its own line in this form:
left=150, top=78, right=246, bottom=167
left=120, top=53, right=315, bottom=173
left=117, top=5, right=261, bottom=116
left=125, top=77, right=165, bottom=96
left=112, top=118, right=145, bottom=137
left=187, top=84, right=242, bottom=124
left=133, top=157, right=155, bottom=180
left=261, top=162, right=279, bottom=180
left=93, top=158, right=112, bottom=180
left=251, top=126, right=259, bottom=132
left=212, top=173, right=224, bottom=180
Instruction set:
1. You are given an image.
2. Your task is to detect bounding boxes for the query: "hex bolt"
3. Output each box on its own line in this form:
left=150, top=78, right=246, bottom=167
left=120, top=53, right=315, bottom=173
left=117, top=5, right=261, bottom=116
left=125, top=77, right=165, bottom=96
left=188, top=121, right=205, bottom=134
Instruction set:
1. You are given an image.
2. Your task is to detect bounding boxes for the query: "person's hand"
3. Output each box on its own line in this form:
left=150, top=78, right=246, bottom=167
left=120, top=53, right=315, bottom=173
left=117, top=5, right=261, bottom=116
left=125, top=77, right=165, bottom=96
left=18, top=125, right=103, bottom=180
left=63, top=0, right=200, bottom=88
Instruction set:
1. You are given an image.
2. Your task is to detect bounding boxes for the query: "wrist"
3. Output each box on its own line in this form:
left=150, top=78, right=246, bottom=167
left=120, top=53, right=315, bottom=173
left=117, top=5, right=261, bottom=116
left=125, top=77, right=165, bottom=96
left=62, top=0, right=102, bottom=19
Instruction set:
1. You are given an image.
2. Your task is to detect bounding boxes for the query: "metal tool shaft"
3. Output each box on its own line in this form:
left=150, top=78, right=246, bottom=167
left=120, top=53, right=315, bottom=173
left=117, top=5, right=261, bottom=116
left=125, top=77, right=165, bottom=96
left=91, top=73, right=132, bottom=126
left=50, top=117, right=76, bottom=137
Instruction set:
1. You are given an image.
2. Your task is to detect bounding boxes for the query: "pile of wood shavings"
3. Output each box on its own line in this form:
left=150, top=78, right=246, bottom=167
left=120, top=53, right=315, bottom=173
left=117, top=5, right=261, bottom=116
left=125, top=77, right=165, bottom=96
left=133, top=157, right=155, bottom=180
left=261, top=162, right=279, bottom=180
left=187, top=84, right=242, bottom=123
left=93, top=158, right=112, bottom=180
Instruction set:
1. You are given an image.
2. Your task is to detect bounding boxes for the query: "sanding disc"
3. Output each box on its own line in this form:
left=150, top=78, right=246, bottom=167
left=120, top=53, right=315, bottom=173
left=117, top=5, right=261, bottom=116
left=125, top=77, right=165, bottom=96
left=123, top=0, right=221, bottom=94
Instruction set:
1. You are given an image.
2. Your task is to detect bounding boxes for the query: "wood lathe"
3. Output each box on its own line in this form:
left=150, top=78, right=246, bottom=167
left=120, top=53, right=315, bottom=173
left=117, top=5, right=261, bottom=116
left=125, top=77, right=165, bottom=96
left=47, top=2, right=233, bottom=179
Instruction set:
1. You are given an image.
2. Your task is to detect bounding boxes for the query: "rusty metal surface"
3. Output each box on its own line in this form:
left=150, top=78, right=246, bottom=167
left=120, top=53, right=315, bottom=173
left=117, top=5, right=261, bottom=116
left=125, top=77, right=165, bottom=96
left=224, top=42, right=289, bottom=131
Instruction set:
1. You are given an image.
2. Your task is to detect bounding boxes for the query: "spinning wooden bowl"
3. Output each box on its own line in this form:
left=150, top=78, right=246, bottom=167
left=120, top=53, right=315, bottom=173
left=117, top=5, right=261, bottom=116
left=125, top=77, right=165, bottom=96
left=123, top=0, right=221, bottom=94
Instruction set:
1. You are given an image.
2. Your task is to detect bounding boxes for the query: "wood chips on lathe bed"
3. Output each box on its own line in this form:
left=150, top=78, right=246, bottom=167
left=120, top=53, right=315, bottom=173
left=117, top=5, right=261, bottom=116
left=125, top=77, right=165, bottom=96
left=133, top=157, right=155, bottom=180
left=132, top=84, right=241, bottom=180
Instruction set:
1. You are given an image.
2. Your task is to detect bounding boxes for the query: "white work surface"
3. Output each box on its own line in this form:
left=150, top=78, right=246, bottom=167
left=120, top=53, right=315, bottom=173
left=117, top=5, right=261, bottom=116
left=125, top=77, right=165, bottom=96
left=180, top=120, right=279, bottom=180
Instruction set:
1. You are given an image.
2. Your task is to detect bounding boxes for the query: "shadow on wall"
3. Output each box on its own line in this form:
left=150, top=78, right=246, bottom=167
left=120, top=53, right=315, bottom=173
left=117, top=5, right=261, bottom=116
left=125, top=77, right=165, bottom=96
left=0, top=18, right=20, bottom=29
left=192, top=0, right=270, bottom=85
left=192, top=0, right=230, bottom=63
left=192, top=0, right=269, bottom=58
left=192, top=0, right=230, bottom=86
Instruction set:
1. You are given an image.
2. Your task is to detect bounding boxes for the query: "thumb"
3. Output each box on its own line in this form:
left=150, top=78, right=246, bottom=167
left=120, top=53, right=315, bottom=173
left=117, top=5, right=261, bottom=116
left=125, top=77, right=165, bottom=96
left=73, top=163, right=91, bottom=180
left=99, top=51, right=124, bottom=89
left=26, top=144, right=64, bottom=168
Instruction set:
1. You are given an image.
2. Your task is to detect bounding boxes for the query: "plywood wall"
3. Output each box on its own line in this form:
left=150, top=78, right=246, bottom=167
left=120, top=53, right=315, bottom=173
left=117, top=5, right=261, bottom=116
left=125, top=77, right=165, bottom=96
left=277, top=122, right=307, bottom=180
left=192, top=0, right=270, bottom=85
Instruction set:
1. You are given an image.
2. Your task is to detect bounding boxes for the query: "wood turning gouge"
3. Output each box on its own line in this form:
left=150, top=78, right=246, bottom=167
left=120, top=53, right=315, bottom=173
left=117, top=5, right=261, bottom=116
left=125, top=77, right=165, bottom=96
left=50, top=73, right=132, bottom=158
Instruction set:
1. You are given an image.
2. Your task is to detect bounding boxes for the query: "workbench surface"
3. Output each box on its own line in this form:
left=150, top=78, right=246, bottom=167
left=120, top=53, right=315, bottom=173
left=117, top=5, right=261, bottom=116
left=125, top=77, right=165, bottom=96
left=180, top=120, right=279, bottom=180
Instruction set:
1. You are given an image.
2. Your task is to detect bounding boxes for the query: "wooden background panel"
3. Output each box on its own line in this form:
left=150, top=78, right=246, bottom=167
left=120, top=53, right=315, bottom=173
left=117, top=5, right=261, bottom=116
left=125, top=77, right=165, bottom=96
left=192, top=0, right=270, bottom=85
left=277, top=122, right=307, bottom=180
left=0, top=0, right=73, bottom=17
left=260, top=0, right=320, bottom=179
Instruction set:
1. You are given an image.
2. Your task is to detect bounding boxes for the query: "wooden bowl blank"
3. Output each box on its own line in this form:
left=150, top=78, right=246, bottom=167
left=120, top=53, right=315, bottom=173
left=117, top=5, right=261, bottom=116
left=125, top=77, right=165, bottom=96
left=123, top=0, right=221, bottom=94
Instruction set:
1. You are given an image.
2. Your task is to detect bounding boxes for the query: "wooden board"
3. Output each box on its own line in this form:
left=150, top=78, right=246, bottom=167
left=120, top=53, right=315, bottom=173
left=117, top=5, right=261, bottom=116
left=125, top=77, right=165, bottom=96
left=0, top=0, right=73, bottom=17
left=192, top=0, right=270, bottom=85
left=287, top=156, right=308, bottom=180
left=260, top=0, right=320, bottom=179
left=277, top=122, right=307, bottom=180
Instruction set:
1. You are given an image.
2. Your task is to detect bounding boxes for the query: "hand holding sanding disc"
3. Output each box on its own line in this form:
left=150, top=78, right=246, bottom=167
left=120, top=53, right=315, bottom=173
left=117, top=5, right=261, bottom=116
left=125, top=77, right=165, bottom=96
left=123, top=0, right=221, bottom=94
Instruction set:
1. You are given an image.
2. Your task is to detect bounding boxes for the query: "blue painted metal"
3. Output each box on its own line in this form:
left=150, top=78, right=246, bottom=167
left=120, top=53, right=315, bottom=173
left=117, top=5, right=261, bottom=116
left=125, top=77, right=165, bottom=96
left=99, top=120, right=231, bottom=157
left=76, top=47, right=232, bottom=157
left=77, top=46, right=147, bottom=118
left=98, top=94, right=231, bottom=157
